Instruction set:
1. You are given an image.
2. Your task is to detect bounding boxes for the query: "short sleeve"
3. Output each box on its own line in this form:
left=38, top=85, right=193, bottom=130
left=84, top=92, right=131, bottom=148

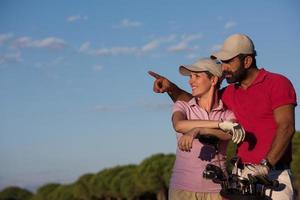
left=172, top=101, right=188, bottom=118
left=223, top=109, right=236, bottom=122
left=269, top=75, right=297, bottom=110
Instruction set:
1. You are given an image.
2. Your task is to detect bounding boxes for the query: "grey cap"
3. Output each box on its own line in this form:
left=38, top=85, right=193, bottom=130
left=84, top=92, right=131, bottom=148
left=179, top=57, right=222, bottom=78
left=211, top=33, right=256, bottom=61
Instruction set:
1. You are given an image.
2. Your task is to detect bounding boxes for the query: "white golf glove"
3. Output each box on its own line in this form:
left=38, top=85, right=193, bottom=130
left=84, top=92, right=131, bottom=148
left=218, top=121, right=246, bottom=144
left=241, top=164, right=269, bottom=179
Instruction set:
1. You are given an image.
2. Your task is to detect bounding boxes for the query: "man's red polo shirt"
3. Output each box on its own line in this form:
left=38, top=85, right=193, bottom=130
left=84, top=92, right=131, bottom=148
left=221, top=68, right=297, bottom=164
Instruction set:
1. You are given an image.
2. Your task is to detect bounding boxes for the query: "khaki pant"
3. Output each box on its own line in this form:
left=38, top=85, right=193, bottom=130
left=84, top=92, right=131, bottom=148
left=266, top=169, right=296, bottom=200
left=169, top=188, right=222, bottom=200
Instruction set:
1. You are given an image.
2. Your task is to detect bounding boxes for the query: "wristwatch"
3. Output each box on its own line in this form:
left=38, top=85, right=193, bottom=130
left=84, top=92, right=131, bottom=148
left=260, top=158, right=273, bottom=170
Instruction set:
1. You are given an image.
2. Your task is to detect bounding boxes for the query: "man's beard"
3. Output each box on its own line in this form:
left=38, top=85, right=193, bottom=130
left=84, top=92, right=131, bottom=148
left=223, top=64, right=247, bottom=84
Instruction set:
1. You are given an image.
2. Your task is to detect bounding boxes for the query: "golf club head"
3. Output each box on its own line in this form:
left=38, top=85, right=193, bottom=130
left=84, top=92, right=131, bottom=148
left=255, top=175, right=279, bottom=189
left=203, top=164, right=226, bottom=181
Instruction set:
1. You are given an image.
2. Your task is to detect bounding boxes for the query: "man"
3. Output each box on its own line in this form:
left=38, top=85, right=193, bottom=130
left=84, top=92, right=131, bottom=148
left=149, top=33, right=297, bottom=199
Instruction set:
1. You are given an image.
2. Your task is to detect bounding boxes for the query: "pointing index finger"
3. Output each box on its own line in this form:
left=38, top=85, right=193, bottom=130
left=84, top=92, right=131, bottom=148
left=148, top=71, right=163, bottom=79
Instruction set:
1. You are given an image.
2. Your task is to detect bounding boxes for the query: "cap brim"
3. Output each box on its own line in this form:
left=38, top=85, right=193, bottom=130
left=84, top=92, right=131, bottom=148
left=179, top=65, right=209, bottom=76
left=211, top=50, right=238, bottom=61
left=179, top=65, right=191, bottom=76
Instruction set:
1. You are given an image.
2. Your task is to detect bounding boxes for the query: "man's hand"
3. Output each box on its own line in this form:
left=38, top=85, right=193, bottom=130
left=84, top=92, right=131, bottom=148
left=241, top=164, right=269, bottom=178
left=178, top=128, right=199, bottom=152
left=148, top=71, right=172, bottom=93
left=218, top=121, right=245, bottom=144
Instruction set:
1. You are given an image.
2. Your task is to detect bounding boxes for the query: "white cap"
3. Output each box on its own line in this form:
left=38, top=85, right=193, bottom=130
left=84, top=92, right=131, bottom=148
left=211, top=33, right=256, bottom=61
left=179, top=58, right=222, bottom=78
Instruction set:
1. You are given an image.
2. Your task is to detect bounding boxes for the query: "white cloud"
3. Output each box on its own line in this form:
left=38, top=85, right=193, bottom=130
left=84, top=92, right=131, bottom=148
left=161, top=34, right=177, bottom=43
left=117, top=18, right=142, bottom=28
left=94, top=102, right=171, bottom=113
left=78, top=34, right=177, bottom=56
left=33, top=57, right=67, bottom=70
left=94, top=105, right=125, bottom=112
left=33, top=37, right=66, bottom=49
left=181, top=33, right=203, bottom=42
left=141, top=34, right=176, bottom=52
left=186, top=53, right=199, bottom=60
left=167, top=33, right=202, bottom=53
left=0, top=51, right=22, bottom=65
left=67, top=15, right=80, bottom=22
left=79, top=41, right=91, bottom=53
left=139, top=101, right=172, bottom=111
left=12, top=37, right=66, bottom=49
left=51, top=56, right=66, bottom=65
left=168, top=42, right=189, bottom=52
left=141, top=40, right=160, bottom=52
left=217, top=16, right=224, bottom=21
left=78, top=41, right=138, bottom=56
left=168, top=43, right=198, bottom=53
left=0, top=33, right=13, bottom=45
left=224, top=21, right=237, bottom=29
left=93, top=64, right=104, bottom=71
left=12, top=37, right=32, bottom=48
left=211, top=44, right=222, bottom=52
left=67, top=15, right=88, bottom=22
left=83, top=45, right=138, bottom=56
left=94, top=47, right=138, bottom=56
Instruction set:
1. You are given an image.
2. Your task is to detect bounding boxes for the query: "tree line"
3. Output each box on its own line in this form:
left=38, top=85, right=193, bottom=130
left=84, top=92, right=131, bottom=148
left=1, top=133, right=300, bottom=200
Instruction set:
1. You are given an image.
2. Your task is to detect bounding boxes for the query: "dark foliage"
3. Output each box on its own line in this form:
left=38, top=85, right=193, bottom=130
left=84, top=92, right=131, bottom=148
left=1, top=133, right=299, bottom=200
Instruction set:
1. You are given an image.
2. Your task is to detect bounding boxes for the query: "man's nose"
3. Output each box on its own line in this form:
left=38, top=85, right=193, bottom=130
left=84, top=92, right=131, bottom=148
left=221, top=64, right=228, bottom=71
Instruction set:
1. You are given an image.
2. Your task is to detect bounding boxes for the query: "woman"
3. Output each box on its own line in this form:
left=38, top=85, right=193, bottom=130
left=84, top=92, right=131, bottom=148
left=169, top=58, right=245, bottom=200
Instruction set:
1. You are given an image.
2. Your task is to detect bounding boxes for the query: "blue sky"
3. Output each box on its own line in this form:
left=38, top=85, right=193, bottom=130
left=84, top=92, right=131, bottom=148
left=1, top=0, right=300, bottom=191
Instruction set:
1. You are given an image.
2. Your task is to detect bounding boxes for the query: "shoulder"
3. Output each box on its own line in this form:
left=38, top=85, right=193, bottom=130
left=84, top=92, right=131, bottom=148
left=174, top=100, right=189, bottom=107
left=263, top=69, right=293, bottom=85
left=262, top=69, right=296, bottom=94
left=262, top=69, right=297, bottom=107
left=173, top=100, right=191, bottom=113
left=220, top=85, right=235, bottom=98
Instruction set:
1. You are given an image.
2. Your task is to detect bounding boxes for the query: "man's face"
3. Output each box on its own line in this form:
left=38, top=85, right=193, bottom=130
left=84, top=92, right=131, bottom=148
left=221, top=56, right=247, bottom=84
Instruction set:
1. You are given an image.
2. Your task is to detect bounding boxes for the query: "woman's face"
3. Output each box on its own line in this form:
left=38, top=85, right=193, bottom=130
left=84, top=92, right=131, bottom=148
left=189, top=71, right=214, bottom=97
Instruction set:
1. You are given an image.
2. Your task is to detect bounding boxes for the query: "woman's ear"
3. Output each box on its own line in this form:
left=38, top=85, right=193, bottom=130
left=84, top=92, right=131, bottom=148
left=211, top=76, right=219, bottom=86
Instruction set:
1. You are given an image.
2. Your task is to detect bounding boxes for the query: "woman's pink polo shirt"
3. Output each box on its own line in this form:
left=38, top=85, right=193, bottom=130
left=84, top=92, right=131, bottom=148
left=170, top=98, right=235, bottom=193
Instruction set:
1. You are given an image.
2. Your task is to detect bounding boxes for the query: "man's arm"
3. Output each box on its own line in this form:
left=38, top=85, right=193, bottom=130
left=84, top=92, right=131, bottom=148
left=148, top=71, right=192, bottom=102
left=266, top=104, right=295, bottom=166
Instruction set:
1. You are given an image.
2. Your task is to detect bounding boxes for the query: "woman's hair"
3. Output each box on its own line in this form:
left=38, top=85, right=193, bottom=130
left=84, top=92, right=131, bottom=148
left=203, top=71, right=221, bottom=89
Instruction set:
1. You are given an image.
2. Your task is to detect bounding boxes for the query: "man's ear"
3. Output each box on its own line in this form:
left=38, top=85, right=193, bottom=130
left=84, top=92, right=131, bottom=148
left=244, top=56, right=253, bottom=69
